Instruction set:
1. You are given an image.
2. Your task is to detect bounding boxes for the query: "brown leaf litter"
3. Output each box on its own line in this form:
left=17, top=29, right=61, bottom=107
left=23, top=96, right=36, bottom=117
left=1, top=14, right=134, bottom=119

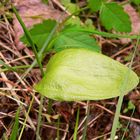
left=12, top=0, right=66, bottom=37
left=0, top=1, right=140, bottom=139
left=121, top=4, right=140, bottom=44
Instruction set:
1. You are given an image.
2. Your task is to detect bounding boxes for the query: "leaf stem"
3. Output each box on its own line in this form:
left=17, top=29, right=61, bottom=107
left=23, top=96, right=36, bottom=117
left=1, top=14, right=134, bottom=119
left=35, top=21, right=59, bottom=140
left=110, top=36, right=140, bottom=139
left=74, top=106, right=80, bottom=140
left=12, top=5, right=44, bottom=76
left=1, top=65, right=31, bottom=72
left=18, top=96, right=35, bottom=140
left=63, top=28, right=140, bottom=39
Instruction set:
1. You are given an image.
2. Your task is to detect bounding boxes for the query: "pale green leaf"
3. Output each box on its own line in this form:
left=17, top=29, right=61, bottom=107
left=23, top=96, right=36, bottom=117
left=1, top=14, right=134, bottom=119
left=35, top=48, right=139, bottom=101
left=100, top=2, right=131, bottom=32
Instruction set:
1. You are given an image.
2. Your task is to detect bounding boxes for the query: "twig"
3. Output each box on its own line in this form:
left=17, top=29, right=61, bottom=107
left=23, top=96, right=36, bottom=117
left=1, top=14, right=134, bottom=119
left=93, top=103, right=140, bottom=124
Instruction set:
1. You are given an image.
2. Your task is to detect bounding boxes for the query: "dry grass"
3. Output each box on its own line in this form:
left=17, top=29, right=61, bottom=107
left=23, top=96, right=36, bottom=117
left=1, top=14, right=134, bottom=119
left=0, top=1, right=140, bottom=140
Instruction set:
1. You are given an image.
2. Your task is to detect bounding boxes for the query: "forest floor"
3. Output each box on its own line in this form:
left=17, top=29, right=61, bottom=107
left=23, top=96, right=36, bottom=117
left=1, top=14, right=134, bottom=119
left=0, top=0, right=140, bottom=140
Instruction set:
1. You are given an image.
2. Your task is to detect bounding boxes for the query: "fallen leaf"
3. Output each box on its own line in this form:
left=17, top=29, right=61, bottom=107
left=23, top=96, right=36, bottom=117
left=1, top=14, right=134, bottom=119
left=121, top=4, right=140, bottom=44
left=124, top=4, right=140, bottom=34
left=12, top=0, right=66, bottom=37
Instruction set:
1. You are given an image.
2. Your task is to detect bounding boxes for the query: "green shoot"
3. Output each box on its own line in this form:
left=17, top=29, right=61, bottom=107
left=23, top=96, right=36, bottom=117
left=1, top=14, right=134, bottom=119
left=12, top=5, right=44, bottom=76
left=10, top=108, right=20, bottom=140
left=73, top=106, right=80, bottom=140
left=110, top=37, right=140, bottom=139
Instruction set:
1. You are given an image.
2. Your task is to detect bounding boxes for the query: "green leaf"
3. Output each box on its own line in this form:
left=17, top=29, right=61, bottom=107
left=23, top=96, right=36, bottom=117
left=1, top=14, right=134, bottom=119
left=10, top=108, right=20, bottom=140
left=88, top=0, right=103, bottom=12
left=123, top=101, right=135, bottom=113
left=66, top=3, right=79, bottom=13
left=131, top=0, right=140, bottom=5
left=61, top=0, right=70, bottom=5
left=61, top=0, right=79, bottom=13
left=84, top=19, right=95, bottom=30
left=20, top=19, right=100, bottom=53
left=53, top=30, right=100, bottom=52
left=35, top=48, right=139, bottom=101
left=100, top=2, right=131, bottom=32
left=42, top=0, right=48, bottom=4
left=66, top=16, right=81, bottom=26
left=20, top=20, right=57, bottom=49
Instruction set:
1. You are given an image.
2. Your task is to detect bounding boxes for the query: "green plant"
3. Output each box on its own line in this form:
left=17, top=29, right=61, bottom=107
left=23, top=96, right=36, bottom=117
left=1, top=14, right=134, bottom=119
left=21, top=20, right=57, bottom=50
left=18, top=1, right=140, bottom=139
left=131, top=0, right=140, bottom=5
left=42, top=0, right=48, bottom=4
left=12, top=6, right=44, bottom=76
left=60, top=0, right=80, bottom=13
left=88, top=0, right=131, bottom=32
left=73, top=107, right=80, bottom=140
left=35, top=48, right=138, bottom=101
left=123, top=101, right=135, bottom=113
left=10, top=108, right=20, bottom=140
left=21, top=23, right=101, bottom=53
